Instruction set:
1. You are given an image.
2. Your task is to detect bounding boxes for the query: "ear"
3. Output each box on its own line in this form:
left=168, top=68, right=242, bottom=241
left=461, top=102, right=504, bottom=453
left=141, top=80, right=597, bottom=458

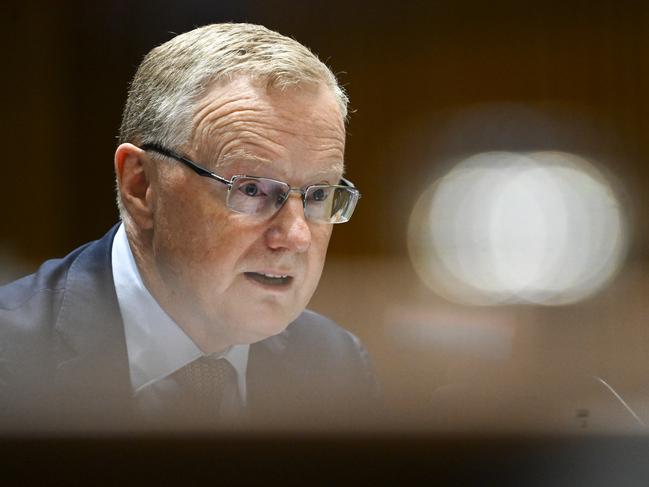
left=115, top=143, right=154, bottom=230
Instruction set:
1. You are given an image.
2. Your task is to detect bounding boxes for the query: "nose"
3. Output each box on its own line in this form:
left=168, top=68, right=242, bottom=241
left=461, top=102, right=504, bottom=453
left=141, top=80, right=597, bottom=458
left=265, top=193, right=312, bottom=253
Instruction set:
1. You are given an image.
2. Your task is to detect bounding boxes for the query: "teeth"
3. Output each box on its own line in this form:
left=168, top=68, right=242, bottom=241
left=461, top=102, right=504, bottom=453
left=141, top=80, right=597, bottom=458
left=245, top=271, right=291, bottom=279
left=245, top=272, right=292, bottom=286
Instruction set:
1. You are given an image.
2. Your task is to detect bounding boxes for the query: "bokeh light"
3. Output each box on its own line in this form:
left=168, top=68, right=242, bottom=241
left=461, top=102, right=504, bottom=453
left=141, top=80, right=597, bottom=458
left=407, top=151, right=628, bottom=305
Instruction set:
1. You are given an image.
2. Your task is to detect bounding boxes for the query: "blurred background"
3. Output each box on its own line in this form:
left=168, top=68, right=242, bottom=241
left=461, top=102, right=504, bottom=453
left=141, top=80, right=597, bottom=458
left=3, top=0, right=649, bottom=432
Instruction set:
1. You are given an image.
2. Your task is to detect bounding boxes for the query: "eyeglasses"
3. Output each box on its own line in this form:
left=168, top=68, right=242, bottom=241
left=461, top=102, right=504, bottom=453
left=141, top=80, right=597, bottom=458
left=140, top=143, right=361, bottom=224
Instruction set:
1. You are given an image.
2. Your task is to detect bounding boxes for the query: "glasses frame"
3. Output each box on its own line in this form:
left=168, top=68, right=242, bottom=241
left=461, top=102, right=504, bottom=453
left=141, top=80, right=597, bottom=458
left=139, top=143, right=360, bottom=223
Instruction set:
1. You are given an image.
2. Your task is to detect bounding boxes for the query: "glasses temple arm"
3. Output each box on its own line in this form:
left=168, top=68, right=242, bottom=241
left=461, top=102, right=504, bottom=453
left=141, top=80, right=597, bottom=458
left=140, top=143, right=231, bottom=186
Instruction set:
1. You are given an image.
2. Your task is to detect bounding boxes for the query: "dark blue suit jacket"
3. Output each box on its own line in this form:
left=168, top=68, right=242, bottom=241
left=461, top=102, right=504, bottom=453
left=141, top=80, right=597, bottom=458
left=0, top=226, right=377, bottom=432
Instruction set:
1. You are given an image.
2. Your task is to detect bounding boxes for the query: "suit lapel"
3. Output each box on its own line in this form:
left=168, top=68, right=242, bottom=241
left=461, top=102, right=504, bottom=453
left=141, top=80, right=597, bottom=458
left=247, top=322, right=328, bottom=424
left=53, top=225, right=133, bottom=425
left=247, top=329, right=291, bottom=419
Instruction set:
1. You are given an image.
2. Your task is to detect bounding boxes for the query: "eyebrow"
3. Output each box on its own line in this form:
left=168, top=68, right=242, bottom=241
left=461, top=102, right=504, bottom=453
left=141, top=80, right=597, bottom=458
left=216, top=149, right=345, bottom=180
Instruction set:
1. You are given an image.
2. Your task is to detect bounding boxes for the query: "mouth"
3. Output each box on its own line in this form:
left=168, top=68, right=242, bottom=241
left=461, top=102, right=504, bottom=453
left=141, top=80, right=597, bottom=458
left=244, top=272, right=294, bottom=287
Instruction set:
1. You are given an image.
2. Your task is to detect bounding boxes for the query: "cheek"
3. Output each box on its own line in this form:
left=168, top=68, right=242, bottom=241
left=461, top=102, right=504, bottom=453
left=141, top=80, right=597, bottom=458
left=305, top=226, right=333, bottom=279
left=152, top=188, right=229, bottom=274
left=154, top=202, right=266, bottom=286
left=311, top=225, right=333, bottom=256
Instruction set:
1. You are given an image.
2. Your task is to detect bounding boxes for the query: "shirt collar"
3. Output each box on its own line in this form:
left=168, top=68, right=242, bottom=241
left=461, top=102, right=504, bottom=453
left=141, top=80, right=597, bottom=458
left=111, top=223, right=249, bottom=397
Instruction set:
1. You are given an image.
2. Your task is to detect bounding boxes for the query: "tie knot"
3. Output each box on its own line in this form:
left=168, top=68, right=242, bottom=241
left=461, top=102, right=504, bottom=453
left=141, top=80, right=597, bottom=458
left=177, top=357, right=237, bottom=401
left=172, top=357, right=242, bottom=421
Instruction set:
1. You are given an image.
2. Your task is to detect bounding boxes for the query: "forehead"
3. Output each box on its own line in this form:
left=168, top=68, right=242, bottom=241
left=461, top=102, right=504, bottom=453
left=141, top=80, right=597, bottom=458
left=187, top=77, right=346, bottom=179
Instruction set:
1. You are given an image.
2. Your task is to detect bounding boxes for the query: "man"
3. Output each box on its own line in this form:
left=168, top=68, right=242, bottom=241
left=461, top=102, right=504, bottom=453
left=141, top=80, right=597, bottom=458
left=0, top=23, right=376, bottom=432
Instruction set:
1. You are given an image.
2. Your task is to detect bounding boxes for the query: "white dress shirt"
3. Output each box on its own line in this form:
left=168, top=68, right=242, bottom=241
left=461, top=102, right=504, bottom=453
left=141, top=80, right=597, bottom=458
left=111, top=223, right=249, bottom=404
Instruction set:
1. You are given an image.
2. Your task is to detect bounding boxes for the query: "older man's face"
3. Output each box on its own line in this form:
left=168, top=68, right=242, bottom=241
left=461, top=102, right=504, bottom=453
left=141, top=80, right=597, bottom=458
left=147, top=78, right=345, bottom=350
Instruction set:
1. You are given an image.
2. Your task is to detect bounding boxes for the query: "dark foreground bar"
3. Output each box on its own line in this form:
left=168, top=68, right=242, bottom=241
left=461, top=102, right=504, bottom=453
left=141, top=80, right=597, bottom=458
left=4, top=433, right=649, bottom=486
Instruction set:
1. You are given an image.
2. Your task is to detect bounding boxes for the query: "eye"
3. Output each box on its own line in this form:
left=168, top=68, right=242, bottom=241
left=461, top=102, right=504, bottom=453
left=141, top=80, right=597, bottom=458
left=311, top=187, right=329, bottom=202
left=240, top=182, right=264, bottom=197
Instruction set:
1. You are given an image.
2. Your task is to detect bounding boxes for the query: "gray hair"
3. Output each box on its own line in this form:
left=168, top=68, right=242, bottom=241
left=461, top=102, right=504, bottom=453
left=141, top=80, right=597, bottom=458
left=116, top=23, right=348, bottom=221
left=119, top=22, right=348, bottom=146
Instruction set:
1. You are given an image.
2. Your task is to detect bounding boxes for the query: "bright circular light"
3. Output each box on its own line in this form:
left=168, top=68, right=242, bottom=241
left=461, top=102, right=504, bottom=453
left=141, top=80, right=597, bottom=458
left=407, top=151, right=628, bottom=305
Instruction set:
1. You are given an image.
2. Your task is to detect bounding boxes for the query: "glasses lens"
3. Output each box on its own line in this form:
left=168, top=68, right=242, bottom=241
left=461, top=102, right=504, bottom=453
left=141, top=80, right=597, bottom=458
left=305, top=185, right=359, bottom=223
left=228, top=177, right=288, bottom=215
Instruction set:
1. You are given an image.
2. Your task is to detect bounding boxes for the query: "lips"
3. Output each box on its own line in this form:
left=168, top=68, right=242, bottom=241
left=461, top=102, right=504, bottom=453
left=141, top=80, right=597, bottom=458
left=244, top=272, right=293, bottom=287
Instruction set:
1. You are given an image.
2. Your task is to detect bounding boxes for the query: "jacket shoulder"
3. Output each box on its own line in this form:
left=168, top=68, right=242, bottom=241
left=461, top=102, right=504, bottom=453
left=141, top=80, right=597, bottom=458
left=0, top=242, right=91, bottom=312
left=0, top=242, right=95, bottom=382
